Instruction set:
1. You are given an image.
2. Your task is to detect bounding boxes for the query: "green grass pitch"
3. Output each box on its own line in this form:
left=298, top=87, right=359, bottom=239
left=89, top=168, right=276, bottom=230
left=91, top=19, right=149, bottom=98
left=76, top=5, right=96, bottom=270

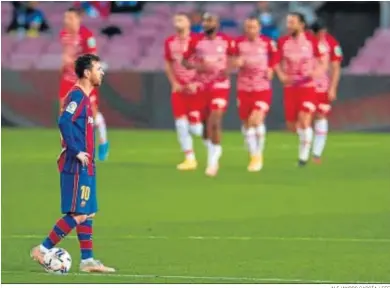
left=2, top=129, right=390, bottom=284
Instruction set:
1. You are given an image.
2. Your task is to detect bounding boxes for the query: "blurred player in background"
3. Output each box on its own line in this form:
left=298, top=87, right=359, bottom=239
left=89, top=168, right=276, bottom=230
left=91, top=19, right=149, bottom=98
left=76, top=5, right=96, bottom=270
left=275, top=12, right=327, bottom=167
left=59, top=7, right=109, bottom=161
left=235, top=17, right=277, bottom=172
left=310, top=21, right=343, bottom=163
left=182, top=13, right=236, bottom=177
left=31, top=54, right=115, bottom=273
left=164, top=13, right=202, bottom=171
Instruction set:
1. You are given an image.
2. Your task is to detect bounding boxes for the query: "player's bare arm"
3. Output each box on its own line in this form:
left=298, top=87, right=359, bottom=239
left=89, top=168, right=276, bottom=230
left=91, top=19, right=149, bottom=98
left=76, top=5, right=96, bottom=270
left=223, top=55, right=236, bottom=76
left=274, top=64, right=291, bottom=85
left=267, top=68, right=274, bottom=80
left=234, top=57, right=245, bottom=68
left=164, top=60, right=182, bottom=92
left=328, top=60, right=341, bottom=101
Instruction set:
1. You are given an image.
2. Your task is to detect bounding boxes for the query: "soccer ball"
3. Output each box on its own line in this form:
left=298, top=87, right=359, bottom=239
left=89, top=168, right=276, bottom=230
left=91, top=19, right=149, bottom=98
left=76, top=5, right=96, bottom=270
left=43, top=248, right=72, bottom=274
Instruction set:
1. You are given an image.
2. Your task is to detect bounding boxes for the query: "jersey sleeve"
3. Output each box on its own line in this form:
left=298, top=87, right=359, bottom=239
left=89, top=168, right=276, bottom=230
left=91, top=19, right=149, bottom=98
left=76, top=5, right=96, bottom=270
left=58, top=90, right=86, bottom=157
left=164, top=38, right=173, bottom=61
left=330, top=39, right=343, bottom=63
left=182, top=36, right=197, bottom=60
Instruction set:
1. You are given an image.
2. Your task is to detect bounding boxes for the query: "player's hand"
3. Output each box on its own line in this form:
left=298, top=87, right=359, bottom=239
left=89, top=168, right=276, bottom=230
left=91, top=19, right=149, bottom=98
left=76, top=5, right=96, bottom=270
left=172, top=82, right=182, bottom=93
left=186, top=83, right=199, bottom=94
left=77, top=152, right=90, bottom=166
left=279, top=73, right=292, bottom=85
left=235, top=57, right=245, bottom=68
left=266, top=68, right=274, bottom=80
left=196, top=63, right=209, bottom=73
left=328, top=87, right=337, bottom=102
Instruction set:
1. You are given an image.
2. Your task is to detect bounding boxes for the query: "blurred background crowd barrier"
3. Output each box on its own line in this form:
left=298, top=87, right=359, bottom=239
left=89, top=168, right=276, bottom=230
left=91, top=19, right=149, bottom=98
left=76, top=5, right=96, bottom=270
left=1, top=1, right=390, bottom=131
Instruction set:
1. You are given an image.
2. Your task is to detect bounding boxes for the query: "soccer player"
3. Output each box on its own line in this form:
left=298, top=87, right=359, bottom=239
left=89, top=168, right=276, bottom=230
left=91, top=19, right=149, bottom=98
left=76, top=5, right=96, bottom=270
left=60, top=7, right=109, bottom=161
left=182, top=13, right=236, bottom=177
left=235, top=17, right=277, bottom=172
left=164, top=13, right=202, bottom=171
left=275, top=12, right=327, bottom=166
left=30, top=54, right=115, bottom=273
left=310, top=21, right=343, bottom=163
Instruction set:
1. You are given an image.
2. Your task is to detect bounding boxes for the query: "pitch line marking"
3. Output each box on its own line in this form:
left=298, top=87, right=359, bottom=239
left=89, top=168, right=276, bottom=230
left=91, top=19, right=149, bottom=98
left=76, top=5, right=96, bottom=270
left=0, top=270, right=336, bottom=283
left=4, top=234, right=390, bottom=243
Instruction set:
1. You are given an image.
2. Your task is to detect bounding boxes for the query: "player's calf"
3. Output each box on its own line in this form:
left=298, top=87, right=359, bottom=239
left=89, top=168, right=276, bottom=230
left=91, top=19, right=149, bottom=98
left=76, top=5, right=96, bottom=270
left=188, top=111, right=203, bottom=137
left=297, top=111, right=314, bottom=166
left=312, top=113, right=328, bottom=163
left=175, top=117, right=197, bottom=170
left=31, top=213, right=86, bottom=266
left=245, top=110, right=266, bottom=172
left=205, top=111, right=223, bottom=176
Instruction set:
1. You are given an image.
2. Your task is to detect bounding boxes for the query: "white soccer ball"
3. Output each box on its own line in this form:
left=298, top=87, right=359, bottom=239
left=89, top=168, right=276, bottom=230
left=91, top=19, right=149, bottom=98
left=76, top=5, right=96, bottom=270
left=43, top=248, right=72, bottom=275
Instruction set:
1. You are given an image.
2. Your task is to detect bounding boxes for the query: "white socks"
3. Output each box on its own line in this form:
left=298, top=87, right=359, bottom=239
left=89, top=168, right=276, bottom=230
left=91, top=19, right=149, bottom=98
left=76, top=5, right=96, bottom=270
left=297, top=127, right=313, bottom=162
left=245, top=127, right=258, bottom=156
left=95, top=112, right=107, bottom=144
left=256, top=124, right=266, bottom=155
left=207, top=142, right=222, bottom=167
left=189, top=123, right=203, bottom=137
left=312, top=119, right=328, bottom=157
left=244, top=124, right=267, bottom=156
left=175, top=119, right=195, bottom=161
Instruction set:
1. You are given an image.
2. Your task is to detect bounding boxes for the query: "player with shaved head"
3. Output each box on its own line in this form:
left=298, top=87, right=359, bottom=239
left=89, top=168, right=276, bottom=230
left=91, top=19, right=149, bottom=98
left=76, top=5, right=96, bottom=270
left=182, top=13, right=236, bottom=177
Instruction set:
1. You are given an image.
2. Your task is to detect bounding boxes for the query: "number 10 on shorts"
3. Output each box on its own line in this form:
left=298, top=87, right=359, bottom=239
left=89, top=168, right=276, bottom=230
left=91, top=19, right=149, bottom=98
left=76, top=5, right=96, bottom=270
left=81, top=186, right=90, bottom=201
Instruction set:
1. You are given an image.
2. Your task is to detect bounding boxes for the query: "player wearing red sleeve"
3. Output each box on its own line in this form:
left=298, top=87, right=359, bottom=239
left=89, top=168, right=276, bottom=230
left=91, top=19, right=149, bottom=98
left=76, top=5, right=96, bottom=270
left=164, top=13, right=201, bottom=171
left=60, top=7, right=109, bottom=161
left=235, top=17, right=277, bottom=172
left=275, top=12, right=327, bottom=167
left=182, top=13, right=236, bottom=177
left=311, top=21, right=343, bottom=163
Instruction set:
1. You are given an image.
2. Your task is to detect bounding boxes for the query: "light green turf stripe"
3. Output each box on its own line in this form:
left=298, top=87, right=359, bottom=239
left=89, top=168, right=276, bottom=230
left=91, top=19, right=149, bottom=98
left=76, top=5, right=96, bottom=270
left=4, top=234, right=390, bottom=243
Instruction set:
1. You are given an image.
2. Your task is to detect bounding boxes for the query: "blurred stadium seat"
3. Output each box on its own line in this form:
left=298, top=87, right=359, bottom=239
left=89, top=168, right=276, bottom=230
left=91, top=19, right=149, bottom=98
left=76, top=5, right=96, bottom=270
left=2, top=1, right=389, bottom=74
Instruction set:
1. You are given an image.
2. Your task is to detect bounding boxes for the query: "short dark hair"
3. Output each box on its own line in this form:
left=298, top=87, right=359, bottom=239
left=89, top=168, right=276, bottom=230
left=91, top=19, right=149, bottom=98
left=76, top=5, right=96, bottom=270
left=75, top=54, right=100, bottom=79
left=288, top=12, right=306, bottom=25
left=66, top=7, right=82, bottom=15
left=311, top=20, right=326, bottom=33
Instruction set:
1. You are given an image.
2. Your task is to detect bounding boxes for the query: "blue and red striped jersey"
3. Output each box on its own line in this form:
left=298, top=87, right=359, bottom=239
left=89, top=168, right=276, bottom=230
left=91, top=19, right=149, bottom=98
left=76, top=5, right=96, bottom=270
left=57, top=86, right=95, bottom=176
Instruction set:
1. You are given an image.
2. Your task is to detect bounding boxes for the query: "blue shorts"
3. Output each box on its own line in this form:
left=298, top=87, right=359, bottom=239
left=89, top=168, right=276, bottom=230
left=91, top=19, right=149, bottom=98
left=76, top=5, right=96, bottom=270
left=60, top=170, right=97, bottom=215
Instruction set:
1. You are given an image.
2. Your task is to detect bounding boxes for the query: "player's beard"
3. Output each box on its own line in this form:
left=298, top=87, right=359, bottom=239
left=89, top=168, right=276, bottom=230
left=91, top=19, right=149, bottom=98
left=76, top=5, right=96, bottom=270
left=204, top=27, right=217, bottom=36
left=291, top=29, right=299, bottom=38
left=175, top=26, right=185, bottom=33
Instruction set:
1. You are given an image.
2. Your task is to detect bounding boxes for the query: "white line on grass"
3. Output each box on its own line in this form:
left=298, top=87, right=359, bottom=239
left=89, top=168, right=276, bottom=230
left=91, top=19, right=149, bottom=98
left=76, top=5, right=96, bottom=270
left=2, top=141, right=381, bottom=161
left=0, top=270, right=335, bottom=283
left=4, top=234, right=390, bottom=243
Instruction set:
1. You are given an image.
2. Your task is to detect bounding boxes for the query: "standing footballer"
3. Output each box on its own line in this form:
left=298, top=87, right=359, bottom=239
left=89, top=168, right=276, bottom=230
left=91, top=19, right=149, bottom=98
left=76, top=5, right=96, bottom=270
left=31, top=54, right=115, bottom=273
left=275, top=12, right=327, bottom=166
left=182, top=13, right=236, bottom=177
left=164, top=13, right=202, bottom=170
left=60, top=7, right=109, bottom=161
left=311, top=21, right=343, bottom=163
left=235, top=17, right=277, bottom=172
